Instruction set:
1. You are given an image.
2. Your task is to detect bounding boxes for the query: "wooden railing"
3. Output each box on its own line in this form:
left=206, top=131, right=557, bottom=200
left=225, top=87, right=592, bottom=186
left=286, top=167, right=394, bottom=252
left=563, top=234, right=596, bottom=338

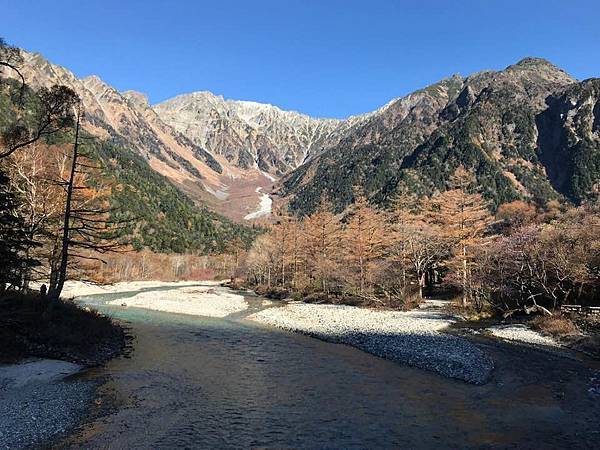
left=561, top=304, right=600, bottom=317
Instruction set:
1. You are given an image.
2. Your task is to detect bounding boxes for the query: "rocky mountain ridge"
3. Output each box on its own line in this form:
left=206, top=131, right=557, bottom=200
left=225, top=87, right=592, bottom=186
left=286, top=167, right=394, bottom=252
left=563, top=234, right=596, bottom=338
left=13, top=52, right=275, bottom=220
left=9, top=51, right=600, bottom=221
left=153, top=91, right=369, bottom=175
left=277, top=57, right=599, bottom=214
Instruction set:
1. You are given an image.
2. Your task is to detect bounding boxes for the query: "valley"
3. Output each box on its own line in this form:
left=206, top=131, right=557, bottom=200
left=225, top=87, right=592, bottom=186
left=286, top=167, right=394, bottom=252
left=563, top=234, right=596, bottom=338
left=1, top=13, right=600, bottom=448
left=12, top=52, right=599, bottom=224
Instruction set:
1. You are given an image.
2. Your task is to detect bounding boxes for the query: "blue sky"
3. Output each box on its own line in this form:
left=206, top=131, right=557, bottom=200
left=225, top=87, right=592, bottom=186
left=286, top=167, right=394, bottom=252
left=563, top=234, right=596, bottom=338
left=3, top=0, right=599, bottom=118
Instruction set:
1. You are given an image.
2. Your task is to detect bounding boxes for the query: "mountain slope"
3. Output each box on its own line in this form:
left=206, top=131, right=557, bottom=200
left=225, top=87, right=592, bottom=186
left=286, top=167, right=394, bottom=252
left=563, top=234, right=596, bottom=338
left=12, top=52, right=281, bottom=221
left=8, top=50, right=599, bottom=222
left=277, top=58, right=599, bottom=215
left=154, top=91, right=367, bottom=176
left=535, top=78, right=600, bottom=203
left=1, top=63, right=257, bottom=253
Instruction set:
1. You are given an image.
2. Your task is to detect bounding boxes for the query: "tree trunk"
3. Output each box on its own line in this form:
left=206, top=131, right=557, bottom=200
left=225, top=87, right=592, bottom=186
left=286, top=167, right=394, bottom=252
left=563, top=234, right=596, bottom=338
left=461, top=244, right=467, bottom=307
left=48, top=107, right=80, bottom=300
left=419, top=271, right=426, bottom=298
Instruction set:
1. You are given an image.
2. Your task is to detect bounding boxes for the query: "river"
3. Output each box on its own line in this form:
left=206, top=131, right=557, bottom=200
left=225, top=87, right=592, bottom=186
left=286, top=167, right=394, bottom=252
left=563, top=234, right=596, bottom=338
left=62, top=283, right=599, bottom=449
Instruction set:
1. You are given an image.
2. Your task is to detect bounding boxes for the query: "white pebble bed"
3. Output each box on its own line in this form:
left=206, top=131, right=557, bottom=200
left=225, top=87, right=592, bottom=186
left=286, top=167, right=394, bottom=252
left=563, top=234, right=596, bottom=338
left=59, top=280, right=221, bottom=299
left=251, top=303, right=456, bottom=334
left=249, top=303, right=494, bottom=384
left=107, top=286, right=248, bottom=318
left=487, top=324, right=559, bottom=347
left=0, top=359, right=92, bottom=449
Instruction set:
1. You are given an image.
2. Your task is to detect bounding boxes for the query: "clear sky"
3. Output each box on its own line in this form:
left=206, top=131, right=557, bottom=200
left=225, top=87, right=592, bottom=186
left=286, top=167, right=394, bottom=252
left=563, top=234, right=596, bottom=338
left=2, top=0, right=599, bottom=118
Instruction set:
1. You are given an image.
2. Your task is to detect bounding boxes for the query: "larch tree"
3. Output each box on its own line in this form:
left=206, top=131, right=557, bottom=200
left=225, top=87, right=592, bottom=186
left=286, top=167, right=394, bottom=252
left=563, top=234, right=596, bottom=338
left=344, top=187, right=387, bottom=294
left=270, top=208, right=296, bottom=287
left=246, top=233, right=279, bottom=287
left=302, top=196, right=343, bottom=293
left=496, top=200, right=537, bottom=232
left=224, top=236, right=247, bottom=281
left=388, top=186, right=422, bottom=291
left=404, top=222, right=449, bottom=298
left=48, top=105, right=126, bottom=299
left=287, top=214, right=303, bottom=289
left=430, top=165, right=493, bottom=305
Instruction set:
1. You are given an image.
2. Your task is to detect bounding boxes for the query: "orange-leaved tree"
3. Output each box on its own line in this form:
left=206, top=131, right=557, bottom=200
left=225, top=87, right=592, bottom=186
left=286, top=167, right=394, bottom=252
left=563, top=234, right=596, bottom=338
left=343, top=187, right=387, bottom=294
left=302, top=196, right=343, bottom=293
left=429, top=165, right=493, bottom=305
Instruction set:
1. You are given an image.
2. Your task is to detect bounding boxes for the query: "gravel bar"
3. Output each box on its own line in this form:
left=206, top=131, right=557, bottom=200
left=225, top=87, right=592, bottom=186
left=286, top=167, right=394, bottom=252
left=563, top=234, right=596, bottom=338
left=487, top=324, right=559, bottom=347
left=106, top=285, right=247, bottom=318
left=0, top=360, right=94, bottom=449
left=249, top=303, right=494, bottom=384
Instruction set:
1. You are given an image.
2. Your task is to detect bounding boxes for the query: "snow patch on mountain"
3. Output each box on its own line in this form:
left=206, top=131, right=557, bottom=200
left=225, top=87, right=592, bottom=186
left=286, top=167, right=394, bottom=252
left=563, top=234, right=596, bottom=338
left=244, top=187, right=272, bottom=220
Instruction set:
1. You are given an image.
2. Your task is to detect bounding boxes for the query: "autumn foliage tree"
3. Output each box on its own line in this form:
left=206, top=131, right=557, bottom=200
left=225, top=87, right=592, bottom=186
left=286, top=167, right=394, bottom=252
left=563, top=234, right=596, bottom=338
left=243, top=168, right=598, bottom=314
left=388, top=187, right=424, bottom=293
left=344, top=188, right=386, bottom=294
left=429, top=166, right=494, bottom=305
left=301, top=197, right=343, bottom=293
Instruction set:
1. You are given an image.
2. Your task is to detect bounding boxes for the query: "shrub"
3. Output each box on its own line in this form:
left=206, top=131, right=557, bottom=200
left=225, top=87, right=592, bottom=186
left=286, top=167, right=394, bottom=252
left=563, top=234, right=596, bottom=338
left=530, top=315, right=580, bottom=338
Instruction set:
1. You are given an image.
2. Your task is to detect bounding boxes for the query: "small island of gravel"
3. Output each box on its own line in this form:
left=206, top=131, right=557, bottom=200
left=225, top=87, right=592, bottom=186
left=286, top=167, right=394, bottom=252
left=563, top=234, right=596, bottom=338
left=106, top=284, right=248, bottom=318
left=249, top=302, right=494, bottom=384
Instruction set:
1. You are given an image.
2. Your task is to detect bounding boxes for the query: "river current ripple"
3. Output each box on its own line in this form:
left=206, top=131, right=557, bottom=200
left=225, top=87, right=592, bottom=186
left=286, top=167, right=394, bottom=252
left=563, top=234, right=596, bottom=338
left=63, top=283, right=598, bottom=449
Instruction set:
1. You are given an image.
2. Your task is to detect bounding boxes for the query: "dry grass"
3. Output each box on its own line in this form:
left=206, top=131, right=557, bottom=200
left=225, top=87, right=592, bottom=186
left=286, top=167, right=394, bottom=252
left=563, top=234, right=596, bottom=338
left=530, top=314, right=580, bottom=338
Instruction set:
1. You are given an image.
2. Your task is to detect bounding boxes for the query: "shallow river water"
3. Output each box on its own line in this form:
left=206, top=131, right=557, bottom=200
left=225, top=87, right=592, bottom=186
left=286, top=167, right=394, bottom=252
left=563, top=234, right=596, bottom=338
left=62, top=283, right=599, bottom=449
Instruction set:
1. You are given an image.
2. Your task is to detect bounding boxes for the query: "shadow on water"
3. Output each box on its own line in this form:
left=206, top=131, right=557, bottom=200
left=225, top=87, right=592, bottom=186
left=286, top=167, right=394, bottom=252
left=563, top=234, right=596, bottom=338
left=63, top=285, right=600, bottom=449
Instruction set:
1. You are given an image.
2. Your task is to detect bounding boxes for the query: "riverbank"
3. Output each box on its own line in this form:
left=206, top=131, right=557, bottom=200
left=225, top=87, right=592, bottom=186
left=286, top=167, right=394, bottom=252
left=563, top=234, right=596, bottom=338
left=0, top=291, right=126, bottom=366
left=0, top=287, right=128, bottom=449
left=0, top=359, right=94, bottom=449
left=248, top=302, right=494, bottom=384
left=61, top=284, right=600, bottom=449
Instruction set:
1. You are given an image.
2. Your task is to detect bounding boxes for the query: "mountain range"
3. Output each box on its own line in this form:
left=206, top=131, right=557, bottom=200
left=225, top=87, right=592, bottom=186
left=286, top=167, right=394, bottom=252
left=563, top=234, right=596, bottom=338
left=9, top=51, right=600, bottom=223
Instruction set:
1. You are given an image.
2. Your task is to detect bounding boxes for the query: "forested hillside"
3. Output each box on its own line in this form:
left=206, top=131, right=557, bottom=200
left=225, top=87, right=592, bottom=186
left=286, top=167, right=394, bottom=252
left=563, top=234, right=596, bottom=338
left=0, top=78, right=258, bottom=255
left=278, top=58, right=600, bottom=215
left=90, top=137, right=258, bottom=253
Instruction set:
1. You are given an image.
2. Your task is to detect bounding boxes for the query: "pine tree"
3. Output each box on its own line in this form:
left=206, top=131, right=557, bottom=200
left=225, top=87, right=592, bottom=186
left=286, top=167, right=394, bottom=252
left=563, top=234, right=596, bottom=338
left=0, top=171, right=38, bottom=290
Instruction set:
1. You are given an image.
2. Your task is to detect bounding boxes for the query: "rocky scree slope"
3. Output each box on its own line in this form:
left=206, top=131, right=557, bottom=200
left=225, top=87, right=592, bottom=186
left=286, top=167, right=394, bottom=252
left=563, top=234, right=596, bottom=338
left=154, top=91, right=368, bottom=176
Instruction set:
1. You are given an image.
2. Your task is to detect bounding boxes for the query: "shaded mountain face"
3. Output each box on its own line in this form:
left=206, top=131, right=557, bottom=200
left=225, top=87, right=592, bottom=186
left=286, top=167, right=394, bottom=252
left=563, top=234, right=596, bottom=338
left=277, top=58, right=599, bottom=215
left=535, top=79, right=600, bottom=203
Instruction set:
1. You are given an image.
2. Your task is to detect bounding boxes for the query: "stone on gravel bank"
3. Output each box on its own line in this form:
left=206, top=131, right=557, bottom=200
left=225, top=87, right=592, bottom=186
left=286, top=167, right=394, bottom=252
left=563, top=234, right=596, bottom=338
left=249, top=304, right=493, bottom=384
